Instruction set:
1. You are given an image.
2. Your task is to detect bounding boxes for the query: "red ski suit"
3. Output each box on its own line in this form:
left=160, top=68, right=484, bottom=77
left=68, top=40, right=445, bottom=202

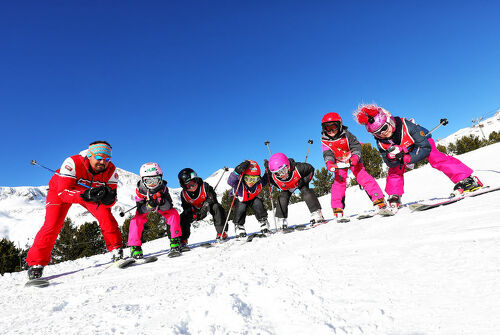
left=26, top=153, right=123, bottom=266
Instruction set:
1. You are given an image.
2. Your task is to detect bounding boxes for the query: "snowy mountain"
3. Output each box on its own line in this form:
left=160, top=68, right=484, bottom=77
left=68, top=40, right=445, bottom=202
left=1, top=143, right=500, bottom=334
left=436, top=109, right=500, bottom=146
left=0, top=167, right=233, bottom=247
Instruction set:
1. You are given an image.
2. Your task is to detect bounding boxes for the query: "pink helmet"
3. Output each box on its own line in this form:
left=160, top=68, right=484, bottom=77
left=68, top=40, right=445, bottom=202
left=269, top=153, right=290, bottom=173
left=354, top=104, right=394, bottom=135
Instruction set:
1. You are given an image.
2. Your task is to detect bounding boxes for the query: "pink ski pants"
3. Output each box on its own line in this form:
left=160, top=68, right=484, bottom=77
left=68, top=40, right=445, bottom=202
left=330, top=162, right=384, bottom=209
left=127, top=208, right=181, bottom=246
left=385, top=138, right=473, bottom=196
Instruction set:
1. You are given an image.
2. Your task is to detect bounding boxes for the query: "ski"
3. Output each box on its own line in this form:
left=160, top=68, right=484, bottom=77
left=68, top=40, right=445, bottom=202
left=133, top=256, right=158, bottom=265
left=25, top=278, right=50, bottom=288
left=409, top=186, right=499, bottom=212
left=167, top=249, right=182, bottom=258
left=115, top=258, right=136, bottom=269
left=246, top=233, right=268, bottom=242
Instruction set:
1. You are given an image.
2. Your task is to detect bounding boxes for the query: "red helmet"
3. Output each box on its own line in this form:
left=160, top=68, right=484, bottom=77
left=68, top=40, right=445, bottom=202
left=243, top=160, right=261, bottom=176
left=321, top=112, right=342, bottom=124
left=321, top=112, right=343, bottom=137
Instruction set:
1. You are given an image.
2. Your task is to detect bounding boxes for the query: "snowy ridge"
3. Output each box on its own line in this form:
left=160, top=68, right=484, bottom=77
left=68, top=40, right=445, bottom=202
left=1, top=143, right=500, bottom=334
left=436, top=109, right=500, bottom=146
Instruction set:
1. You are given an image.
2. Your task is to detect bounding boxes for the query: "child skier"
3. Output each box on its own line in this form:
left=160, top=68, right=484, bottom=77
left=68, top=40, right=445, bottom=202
left=227, top=160, right=270, bottom=238
left=265, top=153, right=323, bottom=228
left=178, top=168, right=228, bottom=246
left=128, top=162, right=182, bottom=258
left=354, top=104, right=483, bottom=208
left=321, top=112, right=387, bottom=220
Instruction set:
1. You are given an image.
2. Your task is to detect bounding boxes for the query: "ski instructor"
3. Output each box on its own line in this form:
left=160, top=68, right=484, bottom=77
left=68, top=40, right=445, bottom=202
left=26, top=141, right=123, bottom=279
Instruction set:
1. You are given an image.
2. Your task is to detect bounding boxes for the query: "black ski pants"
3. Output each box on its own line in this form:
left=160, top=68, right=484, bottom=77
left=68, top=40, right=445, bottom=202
left=232, top=197, right=267, bottom=226
left=180, top=203, right=227, bottom=240
left=275, top=185, right=321, bottom=219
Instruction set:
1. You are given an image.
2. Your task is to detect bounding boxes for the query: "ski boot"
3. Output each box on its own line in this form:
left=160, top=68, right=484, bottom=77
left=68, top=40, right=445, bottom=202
left=387, top=195, right=402, bottom=210
left=259, top=219, right=272, bottom=235
left=309, top=209, right=325, bottom=224
left=168, top=237, right=182, bottom=258
left=373, top=198, right=387, bottom=210
left=278, top=217, right=295, bottom=233
left=216, top=232, right=228, bottom=241
left=234, top=224, right=247, bottom=239
left=180, top=239, right=191, bottom=252
left=130, top=246, right=143, bottom=260
left=27, top=265, right=44, bottom=280
left=111, top=247, right=124, bottom=262
left=451, top=175, right=483, bottom=197
left=333, top=208, right=350, bottom=223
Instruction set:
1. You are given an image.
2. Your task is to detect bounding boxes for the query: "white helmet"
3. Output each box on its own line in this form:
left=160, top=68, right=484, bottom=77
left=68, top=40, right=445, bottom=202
left=140, top=162, right=163, bottom=189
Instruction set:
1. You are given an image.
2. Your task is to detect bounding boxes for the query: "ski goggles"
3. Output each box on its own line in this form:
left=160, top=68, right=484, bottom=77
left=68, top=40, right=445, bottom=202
left=92, top=154, right=111, bottom=163
left=323, top=122, right=339, bottom=133
left=186, top=180, right=198, bottom=189
left=143, top=176, right=162, bottom=188
left=244, top=175, right=260, bottom=184
left=272, top=164, right=289, bottom=178
left=372, top=123, right=391, bottom=137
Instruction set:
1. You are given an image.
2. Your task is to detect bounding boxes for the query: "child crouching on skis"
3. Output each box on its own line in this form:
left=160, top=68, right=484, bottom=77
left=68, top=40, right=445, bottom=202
left=321, top=112, right=387, bottom=220
left=128, top=162, right=183, bottom=258
left=354, top=104, right=483, bottom=208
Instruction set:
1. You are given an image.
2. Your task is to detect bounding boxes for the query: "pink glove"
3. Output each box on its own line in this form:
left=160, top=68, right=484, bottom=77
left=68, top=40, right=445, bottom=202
left=403, top=154, right=411, bottom=164
left=326, top=161, right=337, bottom=172
left=350, top=155, right=359, bottom=166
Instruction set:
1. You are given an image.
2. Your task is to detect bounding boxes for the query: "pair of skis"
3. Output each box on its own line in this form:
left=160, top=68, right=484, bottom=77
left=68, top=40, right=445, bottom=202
left=408, top=186, right=500, bottom=211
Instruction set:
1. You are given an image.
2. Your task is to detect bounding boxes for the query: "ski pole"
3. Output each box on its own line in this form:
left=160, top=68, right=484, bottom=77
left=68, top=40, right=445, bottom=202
left=31, top=159, right=90, bottom=188
left=30, top=160, right=57, bottom=173
left=220, top=173, right=244, bottom=240
left=119, top=205, right=138, bottom=217
left=264, top=141, right=272, bottom=156
left=305, top=139, right=313, bottom=163
left=425, top=118, right=448, bottom=136
left=214, top=167, right=229, bottom=191
left=265, top=165, right=278, bottom=232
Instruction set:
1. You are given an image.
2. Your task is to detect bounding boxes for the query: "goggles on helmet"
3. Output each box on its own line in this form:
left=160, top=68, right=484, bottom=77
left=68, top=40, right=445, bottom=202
left=272, top=164, right=289, bottom=178
left=143, top=176, right=162, bottom=189
left=244, top=175, right=260, bottom=184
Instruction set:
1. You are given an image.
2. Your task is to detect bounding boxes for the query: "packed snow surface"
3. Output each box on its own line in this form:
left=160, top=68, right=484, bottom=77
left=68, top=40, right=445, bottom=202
left=1, top=143, right=500, bottom=334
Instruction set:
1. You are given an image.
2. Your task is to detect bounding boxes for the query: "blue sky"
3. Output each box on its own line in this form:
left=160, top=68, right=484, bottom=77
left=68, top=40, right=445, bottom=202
left=2, top=0, right=499, bottom=188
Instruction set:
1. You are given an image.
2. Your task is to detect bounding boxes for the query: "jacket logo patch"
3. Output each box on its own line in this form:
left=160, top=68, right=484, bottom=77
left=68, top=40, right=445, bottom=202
left=65, top=165, right=73, bottom=171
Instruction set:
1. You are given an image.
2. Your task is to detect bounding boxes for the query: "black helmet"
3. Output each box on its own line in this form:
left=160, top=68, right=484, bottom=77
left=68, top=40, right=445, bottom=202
left=178, top=168, right=198, bottom=189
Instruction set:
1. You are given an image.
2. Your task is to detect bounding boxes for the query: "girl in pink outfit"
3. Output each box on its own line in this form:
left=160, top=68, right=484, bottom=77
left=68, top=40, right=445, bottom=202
left=128, top=162, right=182, bottom=259
left=354, top=104, right=483, bottom=208
left=321, top=112, right=387, bottom=220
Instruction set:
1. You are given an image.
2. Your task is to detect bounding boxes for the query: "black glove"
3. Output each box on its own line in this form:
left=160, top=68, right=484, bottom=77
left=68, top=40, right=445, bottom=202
left=146, top=198, right=159, bottom=210
left=264, top=159, right=269, bottom=171
left=100, top=186, right=117, bottom=206
left=81, top=186, right=107, bottom=203
left=235, top=160, right=251, bottom=175
left=197, top=202, right=211, bottom=220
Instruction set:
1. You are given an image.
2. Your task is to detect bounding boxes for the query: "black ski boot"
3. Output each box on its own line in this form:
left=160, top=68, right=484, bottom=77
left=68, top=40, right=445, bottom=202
left=27, top=265, right=44, bottom=280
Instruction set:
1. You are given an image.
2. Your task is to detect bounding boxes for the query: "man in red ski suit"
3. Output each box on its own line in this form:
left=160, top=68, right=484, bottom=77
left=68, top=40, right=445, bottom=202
left=26, top=141, right=123, bottom=279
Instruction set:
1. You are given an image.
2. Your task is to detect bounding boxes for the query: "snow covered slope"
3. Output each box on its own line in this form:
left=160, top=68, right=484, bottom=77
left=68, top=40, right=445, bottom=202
left=1, top=143, right=500, bottom=334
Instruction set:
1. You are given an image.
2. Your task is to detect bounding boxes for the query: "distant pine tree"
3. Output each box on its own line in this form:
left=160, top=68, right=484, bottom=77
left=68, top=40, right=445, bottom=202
left=75, top=221, right=106, bottom=258
left=0, top=238, right=25, bottom=275
left=361, top=143, right=384, bottom=179
left=312, top=167, right=334, bottom=197
left=52, top=218, right=79, bottom=263
left=142, top=212, right=166, bottom=242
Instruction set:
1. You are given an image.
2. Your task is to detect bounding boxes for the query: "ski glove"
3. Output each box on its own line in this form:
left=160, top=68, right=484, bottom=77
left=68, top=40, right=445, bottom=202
left=350, top=155, right=360, bottom=166
left=197, top=201, right=211, bottom=220
left=81, top=185, right=110, bottom=203
left=235, top=160, right=251, bottom=175
left=100, top=186, right=117, bottom=206
left=326, top=161, right=337, bottom=172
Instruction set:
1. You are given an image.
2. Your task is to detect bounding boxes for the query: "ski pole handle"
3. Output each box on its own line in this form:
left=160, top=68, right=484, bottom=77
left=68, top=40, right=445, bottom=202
left=119, top=204, right=138, bottom=217
left=425, top=118, right=448, bottom=136
left=264, top=141, right=272, bottom=156
left=305, top=139, right=313, bottom=163
left=214, top=166, right=229, bottom=191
